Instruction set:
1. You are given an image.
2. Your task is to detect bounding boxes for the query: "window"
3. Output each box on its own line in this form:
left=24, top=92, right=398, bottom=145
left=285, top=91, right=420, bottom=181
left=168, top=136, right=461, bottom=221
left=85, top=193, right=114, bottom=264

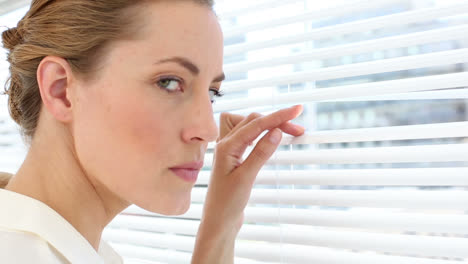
left=1, top=1, right=467, bottom=263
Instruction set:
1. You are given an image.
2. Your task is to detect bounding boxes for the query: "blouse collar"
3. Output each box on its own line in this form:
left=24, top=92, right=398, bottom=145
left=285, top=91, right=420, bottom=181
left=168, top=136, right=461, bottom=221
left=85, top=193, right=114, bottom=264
left=0, top=188, right=121, bottom=263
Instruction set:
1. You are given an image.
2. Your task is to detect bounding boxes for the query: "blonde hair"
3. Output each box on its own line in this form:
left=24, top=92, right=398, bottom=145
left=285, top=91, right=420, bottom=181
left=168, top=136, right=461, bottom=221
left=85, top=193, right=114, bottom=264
left=2, top=0, right=214, bottom=146
left=0, top=172, right=13, bottom=189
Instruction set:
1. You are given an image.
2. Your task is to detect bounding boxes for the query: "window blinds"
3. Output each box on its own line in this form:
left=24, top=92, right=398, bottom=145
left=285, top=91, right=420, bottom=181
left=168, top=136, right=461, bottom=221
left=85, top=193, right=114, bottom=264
left=104, top=0, right=468, bottom=263
left=0, top=0, right=467, bottom=263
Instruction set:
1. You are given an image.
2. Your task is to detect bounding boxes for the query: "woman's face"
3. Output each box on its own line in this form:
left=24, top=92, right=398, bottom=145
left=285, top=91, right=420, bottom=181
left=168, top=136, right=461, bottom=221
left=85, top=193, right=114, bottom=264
left=71, top=1, right=223, bottom=214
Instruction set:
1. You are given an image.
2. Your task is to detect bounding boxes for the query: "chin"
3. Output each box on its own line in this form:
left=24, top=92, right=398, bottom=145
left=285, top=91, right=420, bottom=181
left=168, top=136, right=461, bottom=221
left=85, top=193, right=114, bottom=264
left=137, top=193, right=192, bottom=216
left=165, top=202, right=191, bottom=216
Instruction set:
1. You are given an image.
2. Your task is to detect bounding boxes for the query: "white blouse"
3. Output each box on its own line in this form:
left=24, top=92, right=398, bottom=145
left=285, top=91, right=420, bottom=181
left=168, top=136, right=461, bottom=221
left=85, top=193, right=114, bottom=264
left=0, top=188, right=123, bottom=263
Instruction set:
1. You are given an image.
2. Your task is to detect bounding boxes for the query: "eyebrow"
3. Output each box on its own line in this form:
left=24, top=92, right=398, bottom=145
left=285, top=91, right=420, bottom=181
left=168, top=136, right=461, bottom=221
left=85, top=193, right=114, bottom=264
left=155, top=56, right=225, bottom=83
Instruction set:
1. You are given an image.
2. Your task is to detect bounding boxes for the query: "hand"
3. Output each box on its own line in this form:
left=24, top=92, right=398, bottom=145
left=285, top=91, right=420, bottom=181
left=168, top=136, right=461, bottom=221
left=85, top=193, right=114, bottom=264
left=192, top=105, right=304, bottom=264
left=201, top=105, right=305, bottom=234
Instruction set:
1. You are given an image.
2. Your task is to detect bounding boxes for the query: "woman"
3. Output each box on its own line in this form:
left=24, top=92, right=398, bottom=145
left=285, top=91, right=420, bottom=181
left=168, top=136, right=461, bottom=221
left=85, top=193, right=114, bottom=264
left=0, top=0, right=304, bottom=263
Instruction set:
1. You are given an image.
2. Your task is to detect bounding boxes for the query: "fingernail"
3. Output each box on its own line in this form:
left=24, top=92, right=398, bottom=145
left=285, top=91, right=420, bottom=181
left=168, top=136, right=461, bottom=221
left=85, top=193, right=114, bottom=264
left=269, top=129, right=282, bottom=144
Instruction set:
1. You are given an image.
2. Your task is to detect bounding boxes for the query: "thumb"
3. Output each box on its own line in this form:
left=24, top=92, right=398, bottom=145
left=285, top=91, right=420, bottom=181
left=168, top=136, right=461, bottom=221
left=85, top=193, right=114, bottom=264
left=236, top=128, right=282, bottom=184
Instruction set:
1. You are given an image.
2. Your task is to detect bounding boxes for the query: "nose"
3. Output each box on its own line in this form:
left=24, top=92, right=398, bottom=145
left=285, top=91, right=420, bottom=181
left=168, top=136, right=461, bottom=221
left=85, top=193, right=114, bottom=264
left=181, top=93, right=219, bottom=143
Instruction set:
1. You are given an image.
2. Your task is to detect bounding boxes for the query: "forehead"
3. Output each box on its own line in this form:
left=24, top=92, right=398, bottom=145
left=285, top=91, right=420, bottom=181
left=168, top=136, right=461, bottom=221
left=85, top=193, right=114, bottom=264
left=111, top=1, right=224, bottom=73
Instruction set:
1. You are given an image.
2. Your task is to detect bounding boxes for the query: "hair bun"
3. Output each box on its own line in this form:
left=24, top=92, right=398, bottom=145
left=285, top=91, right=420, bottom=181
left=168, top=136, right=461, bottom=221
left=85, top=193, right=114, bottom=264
left=2, top=27, right=23, bottom=51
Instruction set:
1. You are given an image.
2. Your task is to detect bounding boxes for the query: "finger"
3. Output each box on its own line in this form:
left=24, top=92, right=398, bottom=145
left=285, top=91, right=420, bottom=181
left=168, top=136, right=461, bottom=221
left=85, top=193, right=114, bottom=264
left=216, top=106, right=302, bottom=165
left=224, top=112, right=262, bottom=140
left=226, top=113, right=304, bottom=138
left=235, top=128, right=282, bottom=186
left=229, top=105, right=302, bottom=154
left=214, top=106, right=302, bottom=171
left=219, top=113, right=245, bottom=141
left=278, top=121, right=305, bottom=136
left=219, top=109, right=304, bottom=142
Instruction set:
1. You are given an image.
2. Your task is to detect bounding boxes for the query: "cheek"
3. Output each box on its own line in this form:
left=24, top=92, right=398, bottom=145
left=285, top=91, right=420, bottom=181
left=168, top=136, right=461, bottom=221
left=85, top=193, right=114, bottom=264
left=72, top=83, right=172, bottom=194
left=116, top=96, right=167, bottom=153
left=73, top=80, right=191, bottom=215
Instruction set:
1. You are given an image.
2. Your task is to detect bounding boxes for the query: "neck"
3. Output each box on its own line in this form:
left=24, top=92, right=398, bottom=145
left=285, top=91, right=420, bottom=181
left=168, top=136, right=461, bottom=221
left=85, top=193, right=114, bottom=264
left=5, top=123, right=129, bottom=251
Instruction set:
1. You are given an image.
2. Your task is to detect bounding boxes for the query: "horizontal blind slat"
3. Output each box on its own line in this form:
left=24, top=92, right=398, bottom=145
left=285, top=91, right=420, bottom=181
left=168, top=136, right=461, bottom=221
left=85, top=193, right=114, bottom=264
left=234, top=242, right=467, bottom=264
left=224, top=24, right=468, bottom=73
left=109, top=243, right=265, bottom=264
left=331, top=88, right=468, bottom=102
left=105, top=229, right=466, bottom=264
left=281, top=122, right=468, bottom=144
left=208, top=121, right=468, bottom=148
left=222, top=48, right=468, bottom=92
left=222, top=0, right=406, bottom=38
left=204, top=144, right=468, bottom=166
left=214, top=72, right=468, bottom=111
left=197, top=167, right=468, bottom=186
left=110, top=243, right=191, bottom=264
left=224, top=2, right=468, bottom=56
left=191, top=188, right=468, bottom=210
left=109, top=215, right=468, bottom=258
left=104, top=229, right=194, bottom=253
left=123, top=204, right=468, bottom=234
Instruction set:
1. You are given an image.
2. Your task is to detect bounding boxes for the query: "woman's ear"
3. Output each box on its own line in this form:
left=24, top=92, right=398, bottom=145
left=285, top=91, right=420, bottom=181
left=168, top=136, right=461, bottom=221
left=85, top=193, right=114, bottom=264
left=36, top=56, right=74, bottom=123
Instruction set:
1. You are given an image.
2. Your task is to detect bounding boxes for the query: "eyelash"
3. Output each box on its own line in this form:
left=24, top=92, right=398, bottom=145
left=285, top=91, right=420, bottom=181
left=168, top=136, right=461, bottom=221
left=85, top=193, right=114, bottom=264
left=209, top=88, right=224, bottom=104
left=156, top=76, right=224, bottom=103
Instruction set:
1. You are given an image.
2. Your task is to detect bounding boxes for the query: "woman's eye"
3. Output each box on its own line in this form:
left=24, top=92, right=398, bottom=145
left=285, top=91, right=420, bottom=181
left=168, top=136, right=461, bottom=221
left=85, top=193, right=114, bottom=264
left=209, top=88, right=224, bottom=104
left=157, top=77, right=182, bottom=92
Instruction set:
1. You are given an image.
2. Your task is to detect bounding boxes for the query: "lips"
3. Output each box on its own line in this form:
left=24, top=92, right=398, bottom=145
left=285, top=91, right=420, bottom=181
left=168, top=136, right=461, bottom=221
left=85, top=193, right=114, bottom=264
left=169, top=161, right=203, bottom=183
